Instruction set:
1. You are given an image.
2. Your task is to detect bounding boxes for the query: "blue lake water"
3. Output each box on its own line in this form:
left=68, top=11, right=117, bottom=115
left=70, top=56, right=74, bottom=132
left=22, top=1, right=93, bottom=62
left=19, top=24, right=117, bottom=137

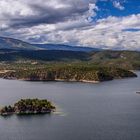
left=0, top=72, right=140, bottom=140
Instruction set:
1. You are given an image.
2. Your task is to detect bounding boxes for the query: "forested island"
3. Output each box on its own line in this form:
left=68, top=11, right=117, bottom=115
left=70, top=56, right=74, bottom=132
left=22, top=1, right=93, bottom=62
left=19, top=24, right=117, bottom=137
left=0, top=64, right=137, bottom=82
left=0, top=99, right=55, bottom=116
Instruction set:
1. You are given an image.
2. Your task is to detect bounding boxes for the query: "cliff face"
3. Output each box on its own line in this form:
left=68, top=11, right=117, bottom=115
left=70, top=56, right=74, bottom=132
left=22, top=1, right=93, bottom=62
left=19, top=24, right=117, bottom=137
left=0, top=66, right=137, bottom=82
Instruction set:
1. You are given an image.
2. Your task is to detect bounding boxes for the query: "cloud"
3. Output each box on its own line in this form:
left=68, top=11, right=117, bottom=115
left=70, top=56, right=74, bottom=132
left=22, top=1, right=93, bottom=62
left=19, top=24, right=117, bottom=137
left=87, top=3, right=98, bottom=22
left=0, top=0, right=96, bottom=28
left=35, top=14, right=140, bottom=50
left=0, top=0, right=140, bottom=50
left=113, top=1, right=125, bottom=10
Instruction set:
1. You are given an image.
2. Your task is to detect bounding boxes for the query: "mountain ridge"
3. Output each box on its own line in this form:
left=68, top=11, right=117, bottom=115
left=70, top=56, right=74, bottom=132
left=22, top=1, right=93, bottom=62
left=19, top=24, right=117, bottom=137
left=0, top=37, right=39, bottom=50
left=0, top=36, right=101, bottom=52
left=32, top=43, right=101, bottom=52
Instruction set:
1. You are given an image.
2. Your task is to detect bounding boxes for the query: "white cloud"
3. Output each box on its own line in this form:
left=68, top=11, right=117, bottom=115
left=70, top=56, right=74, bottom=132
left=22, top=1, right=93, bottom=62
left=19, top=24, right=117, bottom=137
left=113, top=1, right=125, bottom=10
left=0, top=0, right=34, bottom=17
left=87, top=3, right=98, bottom=22
left=0, top=0, right=140, bottom=50
left=36, top=14, right=140, bottom=50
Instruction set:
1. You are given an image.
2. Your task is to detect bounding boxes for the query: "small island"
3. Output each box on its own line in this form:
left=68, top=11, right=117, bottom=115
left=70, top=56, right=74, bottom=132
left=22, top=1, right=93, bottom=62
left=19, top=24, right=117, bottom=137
left=0, top=99, right=55, bottom=116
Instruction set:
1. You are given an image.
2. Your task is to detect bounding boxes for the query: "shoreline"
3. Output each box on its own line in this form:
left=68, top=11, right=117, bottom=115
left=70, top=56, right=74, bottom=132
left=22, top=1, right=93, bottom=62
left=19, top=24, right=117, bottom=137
left=55, top=79, right=100, bottom=83
left=0, top=75, right=137, bottom=83
left=0, top=69, right=138, bottom=84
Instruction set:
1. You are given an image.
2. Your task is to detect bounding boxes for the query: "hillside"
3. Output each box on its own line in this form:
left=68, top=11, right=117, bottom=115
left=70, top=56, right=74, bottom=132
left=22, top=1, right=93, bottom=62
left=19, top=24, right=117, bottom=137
left=0, top=49, right=140, bottom=70
left=0, top=37, right=38, bottom=50
left=0, top=49, right=89, bottom=61
left=89, top=51, right=140, bottom=70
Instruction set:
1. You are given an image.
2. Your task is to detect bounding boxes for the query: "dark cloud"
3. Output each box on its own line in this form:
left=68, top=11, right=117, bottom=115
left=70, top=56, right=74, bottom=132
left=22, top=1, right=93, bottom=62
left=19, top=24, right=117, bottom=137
left=1, top=0, right=91, bottom=29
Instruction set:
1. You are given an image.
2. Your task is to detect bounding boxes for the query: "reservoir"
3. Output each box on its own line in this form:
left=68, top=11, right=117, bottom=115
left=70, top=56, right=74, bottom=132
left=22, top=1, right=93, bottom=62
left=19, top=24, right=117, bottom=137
left=0, top=72, right=140, bottom=140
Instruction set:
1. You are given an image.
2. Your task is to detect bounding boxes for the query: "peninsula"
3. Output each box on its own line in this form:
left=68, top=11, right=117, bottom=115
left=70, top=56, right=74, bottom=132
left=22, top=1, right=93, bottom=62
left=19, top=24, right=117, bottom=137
left=0, top=64, right=137, bottom=82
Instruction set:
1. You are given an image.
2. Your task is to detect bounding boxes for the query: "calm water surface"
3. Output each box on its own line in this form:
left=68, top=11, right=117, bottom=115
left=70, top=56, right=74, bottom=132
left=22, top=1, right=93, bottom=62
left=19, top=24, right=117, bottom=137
left=0, top=72, right=140, bottom=140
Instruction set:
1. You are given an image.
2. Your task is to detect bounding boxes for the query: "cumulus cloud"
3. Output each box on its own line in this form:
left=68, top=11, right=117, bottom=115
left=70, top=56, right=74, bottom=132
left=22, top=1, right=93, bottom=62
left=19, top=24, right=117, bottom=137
left=0, top=0, right=140, bottom=50
left=35, top=14, right=140, bottom=50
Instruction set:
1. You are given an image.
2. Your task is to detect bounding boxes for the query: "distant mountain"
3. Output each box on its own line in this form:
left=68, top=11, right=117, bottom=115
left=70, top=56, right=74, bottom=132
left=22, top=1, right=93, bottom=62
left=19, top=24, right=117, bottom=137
left=0, top=37, right=38, bottom=50
left=0, top=36, right=100, bottom=52
left=33, top=44, right=101, bottom=52
left=0, top=36, right=140, bottom=70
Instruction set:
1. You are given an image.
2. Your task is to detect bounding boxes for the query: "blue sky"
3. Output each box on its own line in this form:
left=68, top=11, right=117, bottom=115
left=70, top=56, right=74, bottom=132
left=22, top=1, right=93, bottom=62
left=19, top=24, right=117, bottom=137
left=95, top=0, right=140, bottom=18
left=0, top=0, right=140, bottom=50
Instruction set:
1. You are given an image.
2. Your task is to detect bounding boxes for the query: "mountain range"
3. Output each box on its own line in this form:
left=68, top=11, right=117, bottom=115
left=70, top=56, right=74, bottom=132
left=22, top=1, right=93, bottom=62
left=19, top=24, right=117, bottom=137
left=0, top=37, right=38, bottom=50
left=0, top=36, right=140, bottom=70
left=0, top=36, right=100, bottom=52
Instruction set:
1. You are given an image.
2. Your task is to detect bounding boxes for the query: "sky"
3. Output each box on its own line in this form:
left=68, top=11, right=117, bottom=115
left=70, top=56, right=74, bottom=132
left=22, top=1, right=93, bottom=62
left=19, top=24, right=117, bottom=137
left=0, top=0, right=140, bottom=50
